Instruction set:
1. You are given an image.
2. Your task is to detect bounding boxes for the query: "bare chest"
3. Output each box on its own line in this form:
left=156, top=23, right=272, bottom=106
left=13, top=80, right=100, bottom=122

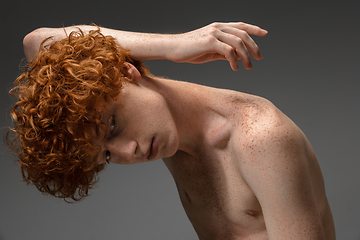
left=163, top=147, right=268, bottom=239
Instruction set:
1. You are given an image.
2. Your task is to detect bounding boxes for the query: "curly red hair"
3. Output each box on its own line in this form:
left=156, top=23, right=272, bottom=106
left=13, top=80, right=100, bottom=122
left=6, top=27, right=150, bottom=202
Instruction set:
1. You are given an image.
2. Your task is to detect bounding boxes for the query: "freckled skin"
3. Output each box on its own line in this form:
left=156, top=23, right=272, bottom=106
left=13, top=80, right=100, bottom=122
left=98, top=74, right=335, bottom=240
left=23, top=22, right=332, bottom=240
left=157, top=78, right=335, bottom=240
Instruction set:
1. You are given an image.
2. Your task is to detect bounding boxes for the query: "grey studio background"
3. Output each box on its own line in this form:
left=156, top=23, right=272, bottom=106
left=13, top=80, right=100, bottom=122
left=0, top=0, right=359, bottom=239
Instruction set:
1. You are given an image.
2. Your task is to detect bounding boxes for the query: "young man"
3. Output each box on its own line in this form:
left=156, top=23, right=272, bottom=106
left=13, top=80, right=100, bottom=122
left=9, top=22, right=335, bottom=239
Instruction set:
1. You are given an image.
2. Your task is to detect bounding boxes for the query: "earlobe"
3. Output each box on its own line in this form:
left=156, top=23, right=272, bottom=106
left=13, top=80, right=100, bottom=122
left=123, top=62, right=141, bottom=83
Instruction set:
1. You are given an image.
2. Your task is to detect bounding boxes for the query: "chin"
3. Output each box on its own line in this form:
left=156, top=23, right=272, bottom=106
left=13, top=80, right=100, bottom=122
left=163, top=134, right=179, bottom=158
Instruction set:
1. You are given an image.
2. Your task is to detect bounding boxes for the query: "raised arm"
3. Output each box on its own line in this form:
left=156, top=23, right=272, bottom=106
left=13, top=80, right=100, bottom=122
left=23, top=22, right=267, bottom=70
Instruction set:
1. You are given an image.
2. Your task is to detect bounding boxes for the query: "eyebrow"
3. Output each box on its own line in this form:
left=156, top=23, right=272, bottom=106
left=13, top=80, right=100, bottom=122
left=90, top=120, right=104, bottom=164
left=94, top=114, right=109, bottom=141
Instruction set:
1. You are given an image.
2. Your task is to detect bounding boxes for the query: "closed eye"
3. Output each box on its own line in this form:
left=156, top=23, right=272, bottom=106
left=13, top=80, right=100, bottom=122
left=105, top=150, right=111, bottom=164
left=105, top=115, right=115, bottom=164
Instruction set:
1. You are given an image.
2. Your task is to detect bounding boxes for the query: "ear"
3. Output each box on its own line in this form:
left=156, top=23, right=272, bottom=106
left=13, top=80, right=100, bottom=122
left=123, top=62, right=141, bottom=83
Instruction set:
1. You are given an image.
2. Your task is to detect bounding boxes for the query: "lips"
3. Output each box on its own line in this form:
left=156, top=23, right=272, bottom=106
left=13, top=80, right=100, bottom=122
left=147, top=137, right=159, bottom=160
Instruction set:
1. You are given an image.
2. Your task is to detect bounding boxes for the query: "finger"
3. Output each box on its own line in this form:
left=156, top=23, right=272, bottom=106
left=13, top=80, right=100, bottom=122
left=221, top=27, right=263, bottom=60
left=216, top=33, right=252, bottom=70
left=228, top=22, right=268, bottom=36
left=213, top=41, right=239, bottom=71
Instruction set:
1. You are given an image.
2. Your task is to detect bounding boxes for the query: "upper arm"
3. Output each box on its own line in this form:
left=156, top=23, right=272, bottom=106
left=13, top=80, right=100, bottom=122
left=22, top=26, right=96, bottom=61
left=237, top=106, right=325, bottom=240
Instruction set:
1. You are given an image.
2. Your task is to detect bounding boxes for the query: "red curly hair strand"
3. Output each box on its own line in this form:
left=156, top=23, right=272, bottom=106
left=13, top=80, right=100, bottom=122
left=6, top=27, right=151, bottom=202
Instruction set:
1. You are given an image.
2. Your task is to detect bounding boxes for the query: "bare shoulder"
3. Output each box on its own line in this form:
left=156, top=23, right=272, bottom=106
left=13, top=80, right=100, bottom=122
left=230, top=94, right=325, bottom=204
left=230, top=95, right=314, bottom=181
left=230, top=95, right=334, bottom=239
left=232, top=95, right=307, bottom=155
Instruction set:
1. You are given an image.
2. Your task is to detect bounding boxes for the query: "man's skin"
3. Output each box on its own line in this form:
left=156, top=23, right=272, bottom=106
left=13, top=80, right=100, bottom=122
left=23, top=22, right=336, bottom=240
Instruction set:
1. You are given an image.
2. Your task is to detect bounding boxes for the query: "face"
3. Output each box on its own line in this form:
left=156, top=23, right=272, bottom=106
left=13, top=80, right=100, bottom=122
left=93, top=80, right=179, bottom=165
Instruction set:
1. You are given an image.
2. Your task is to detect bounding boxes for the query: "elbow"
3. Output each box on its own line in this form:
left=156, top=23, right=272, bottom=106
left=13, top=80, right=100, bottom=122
left=23, top=29, right=36, bottom=61
left=23, top=28, right=47, bottom=62
left=23, top=29, right=38, bottom=62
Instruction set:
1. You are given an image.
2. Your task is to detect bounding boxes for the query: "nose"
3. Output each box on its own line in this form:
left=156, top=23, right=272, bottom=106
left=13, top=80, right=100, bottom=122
left=105, top=137, right=138, bottom=163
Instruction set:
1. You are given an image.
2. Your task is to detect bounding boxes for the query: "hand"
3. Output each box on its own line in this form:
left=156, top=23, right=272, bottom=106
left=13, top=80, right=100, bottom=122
left=167, top=22, right=268, bottom=70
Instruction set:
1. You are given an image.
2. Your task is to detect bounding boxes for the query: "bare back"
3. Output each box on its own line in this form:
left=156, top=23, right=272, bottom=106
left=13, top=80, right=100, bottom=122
left=163, top=88, right=335, bottom=240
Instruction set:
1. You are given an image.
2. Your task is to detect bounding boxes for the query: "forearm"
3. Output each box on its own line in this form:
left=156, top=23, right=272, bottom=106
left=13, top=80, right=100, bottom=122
left=23, top=25, right=173, bottom=62
left=23, top=22, right=267, bottom=70
left=100, top=27, right=174, bottom=61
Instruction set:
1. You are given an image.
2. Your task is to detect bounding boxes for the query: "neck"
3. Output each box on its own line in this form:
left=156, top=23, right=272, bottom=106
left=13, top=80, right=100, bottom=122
left=140, top=76, right=233, bottom=157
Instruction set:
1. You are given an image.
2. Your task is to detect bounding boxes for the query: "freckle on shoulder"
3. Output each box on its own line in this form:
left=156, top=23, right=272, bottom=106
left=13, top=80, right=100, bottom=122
left=235, top=95, right=290, bottom=137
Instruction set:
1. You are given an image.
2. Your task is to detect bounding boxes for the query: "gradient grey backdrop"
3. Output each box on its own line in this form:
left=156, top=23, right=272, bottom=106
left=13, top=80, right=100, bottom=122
left=1, top=0, right=359, bottom=239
